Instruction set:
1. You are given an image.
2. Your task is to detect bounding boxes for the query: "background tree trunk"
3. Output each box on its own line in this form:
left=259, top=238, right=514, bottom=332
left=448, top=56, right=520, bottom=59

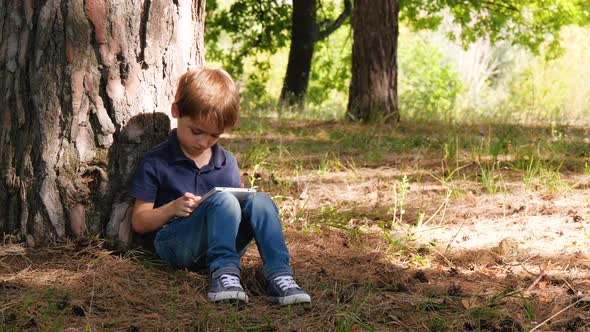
left=279, top=0, right=351, bottom=108
left=347, top=0, right=399, bottom=123
left=279, top=0, right=316, bottom=107
left=0, top=0, right=205, bottom=246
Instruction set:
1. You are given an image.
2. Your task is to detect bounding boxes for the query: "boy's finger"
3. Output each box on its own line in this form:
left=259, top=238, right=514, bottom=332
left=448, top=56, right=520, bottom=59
left=184, top=192, right=199, bottom=200
left=190, top=196, right=202, bottom=207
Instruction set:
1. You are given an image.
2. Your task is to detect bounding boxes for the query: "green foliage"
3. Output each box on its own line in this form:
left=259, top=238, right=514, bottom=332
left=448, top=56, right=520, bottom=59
left=579, top=0, right=590, bottom=24
left=502, top=27, right=590, bottom=124
left=307, top=24, right=352, bottom=108
left=401, top=0, right=589, bottom=59
left=241, top=58, right=275, bottom=110
left=407, top=23, right=590, bottom=125
left=477, top=162, right=500, bottom=194
left=206, top=0, right=589, bottom=123
left=398, top=35, right=464, bottom=121
left=207, top=0, right=351, bottom=116
left=206, top=0, right=291, bottom=77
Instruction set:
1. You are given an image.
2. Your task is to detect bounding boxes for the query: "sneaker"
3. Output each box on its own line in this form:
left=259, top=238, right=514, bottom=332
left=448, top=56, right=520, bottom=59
left=267, top=273, right=311, bottom=305
left=208, top=273, right=249, bottom=303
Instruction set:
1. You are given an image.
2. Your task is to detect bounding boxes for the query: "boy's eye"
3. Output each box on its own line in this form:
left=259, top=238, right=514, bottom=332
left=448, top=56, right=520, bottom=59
left=191, top=129, right=220, bottom=139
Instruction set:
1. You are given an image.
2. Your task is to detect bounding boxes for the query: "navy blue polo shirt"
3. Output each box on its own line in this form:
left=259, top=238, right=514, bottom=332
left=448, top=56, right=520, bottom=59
left=128, top=129, right=241, bottom=208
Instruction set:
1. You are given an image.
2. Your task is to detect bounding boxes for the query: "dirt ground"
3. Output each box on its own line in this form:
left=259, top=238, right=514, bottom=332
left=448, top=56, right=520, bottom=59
left=2, top=120, right=590, bottom=331
left=2, top=166, right=590, bottom=331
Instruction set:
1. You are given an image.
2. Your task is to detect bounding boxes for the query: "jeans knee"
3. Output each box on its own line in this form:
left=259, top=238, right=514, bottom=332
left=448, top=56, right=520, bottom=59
left=207, top=191, right=241, bottom=212
left=244, top=192, right=278, bottom=214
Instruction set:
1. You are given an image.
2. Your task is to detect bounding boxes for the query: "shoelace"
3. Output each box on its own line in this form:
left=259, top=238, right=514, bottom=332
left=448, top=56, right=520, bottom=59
left=273, top=275, right=299, bottom=292
left=219, top=274, right=242, bottom=288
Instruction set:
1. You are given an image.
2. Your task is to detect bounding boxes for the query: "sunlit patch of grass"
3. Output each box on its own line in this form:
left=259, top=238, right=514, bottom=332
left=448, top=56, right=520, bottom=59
left=389, top=175, right=411, bottom=226
left=230, top=117, right=588, bottom=182
left=136, top=115, right=590, bottom=330
left=240, top=143, right=273, bottom=169
left=520, top=157, right=573, bottom=193
left=301, top=205, right=361, bottom=239
left=381, top=223, right=438, bottom=266
left=318, top=151, right=344, bottom=175
left=538, top=166, right=573, bottom=193
left=476, top=161, right=504, bottom=194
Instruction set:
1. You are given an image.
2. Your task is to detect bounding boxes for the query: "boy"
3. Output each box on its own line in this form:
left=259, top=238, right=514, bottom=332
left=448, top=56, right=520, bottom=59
left=129, top=68, right=310, bottom=305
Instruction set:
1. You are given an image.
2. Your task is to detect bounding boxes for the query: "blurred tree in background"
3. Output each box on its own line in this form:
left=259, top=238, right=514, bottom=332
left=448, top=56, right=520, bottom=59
left=206, top=0, right=351, bottom=108
left=348, top=0, right=589, bottom=123
left=280, top=0, right=351, bottom=107
left=206, top=0, right=590, bottom=124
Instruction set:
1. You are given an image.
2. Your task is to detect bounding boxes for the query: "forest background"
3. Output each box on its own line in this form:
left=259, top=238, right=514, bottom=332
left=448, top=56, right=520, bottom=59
left=207, top=0, right=589, bottom=125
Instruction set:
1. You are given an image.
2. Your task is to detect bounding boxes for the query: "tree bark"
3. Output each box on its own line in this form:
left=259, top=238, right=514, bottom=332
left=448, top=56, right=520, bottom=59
left=0, top=0, right=205, bottom=246
left=279, top=0, right=316, bottom=107
left=347, top=0, right=399, bottom=123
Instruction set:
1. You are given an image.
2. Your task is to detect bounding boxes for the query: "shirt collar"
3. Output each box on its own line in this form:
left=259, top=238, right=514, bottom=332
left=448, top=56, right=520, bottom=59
left=168, top=129, right=226, bottom=168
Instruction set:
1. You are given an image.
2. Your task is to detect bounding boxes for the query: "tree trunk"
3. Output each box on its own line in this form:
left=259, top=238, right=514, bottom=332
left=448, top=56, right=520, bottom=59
left=279, top=0, right=351, bottom=108
left=347, top=0, right=399, bottom=123
left=279, top=0, right=316, bottom=107
left=0, top=0, right=205, bottom=246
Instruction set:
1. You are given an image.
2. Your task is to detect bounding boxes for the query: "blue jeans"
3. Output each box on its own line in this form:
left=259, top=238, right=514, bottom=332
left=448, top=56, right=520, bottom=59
left=154, top=192, right=292, bottom=278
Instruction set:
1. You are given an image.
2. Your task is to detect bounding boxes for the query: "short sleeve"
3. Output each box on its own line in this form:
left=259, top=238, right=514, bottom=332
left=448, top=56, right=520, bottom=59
left=128, top=156, right=159, bottom=202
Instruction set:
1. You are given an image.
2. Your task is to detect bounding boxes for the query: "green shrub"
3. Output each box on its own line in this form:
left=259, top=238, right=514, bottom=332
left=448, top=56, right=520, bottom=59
left=503, top=27, right=590, bottom=125
left=398, top=35, right=464, bottom=122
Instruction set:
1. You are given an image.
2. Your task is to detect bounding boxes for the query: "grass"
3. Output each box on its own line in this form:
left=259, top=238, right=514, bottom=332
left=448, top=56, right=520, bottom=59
left=2, top=116, right=590, bottom=331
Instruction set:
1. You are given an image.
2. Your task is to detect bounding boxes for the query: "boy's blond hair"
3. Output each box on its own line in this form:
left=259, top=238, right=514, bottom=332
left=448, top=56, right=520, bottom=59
left=174, top=68, right=240, bottom=130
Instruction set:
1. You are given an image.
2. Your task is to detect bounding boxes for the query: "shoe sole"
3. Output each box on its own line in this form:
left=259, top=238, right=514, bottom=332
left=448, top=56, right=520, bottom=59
left=271, top=294, right=311, bottom=305
left=208, top=291, right=249, bottom=303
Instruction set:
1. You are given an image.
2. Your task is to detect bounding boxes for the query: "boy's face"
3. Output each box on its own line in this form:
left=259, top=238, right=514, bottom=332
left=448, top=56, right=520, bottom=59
left=172, top=104, right=223, bottom=159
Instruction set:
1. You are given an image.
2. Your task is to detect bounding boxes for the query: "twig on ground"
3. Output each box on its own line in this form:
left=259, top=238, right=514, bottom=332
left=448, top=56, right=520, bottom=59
left=87, top=269, right=96, bottom=327
left=0, top=258, right=15, bottom=274
left=429, top=245, right=454, bottom=268
left=521, top=263, right=542, bottom=277
left=525, top=266, right=545, bottom=292
left=421, top=189, right=452, bottom=228
left=1, top=265, right=32, bottom=282
left=0, top=244, right=26, bottom=256
left=561, top=278, right=577, bottom=294
left=529, top=297, right=588, bottom=332
left=444, top=216, right=468, bottom=255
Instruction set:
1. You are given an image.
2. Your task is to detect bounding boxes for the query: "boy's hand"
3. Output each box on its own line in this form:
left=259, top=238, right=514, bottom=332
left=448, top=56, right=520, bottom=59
left=172, top=192, right=202, bottom=217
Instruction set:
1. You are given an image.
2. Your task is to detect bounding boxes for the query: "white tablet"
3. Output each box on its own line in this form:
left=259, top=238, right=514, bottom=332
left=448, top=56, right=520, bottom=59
left=200, top=187, right=257, bottom=203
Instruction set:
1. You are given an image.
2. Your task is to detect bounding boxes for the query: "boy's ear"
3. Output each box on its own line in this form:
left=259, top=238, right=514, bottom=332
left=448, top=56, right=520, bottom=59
left=171, top=103, right=180, bottom=118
